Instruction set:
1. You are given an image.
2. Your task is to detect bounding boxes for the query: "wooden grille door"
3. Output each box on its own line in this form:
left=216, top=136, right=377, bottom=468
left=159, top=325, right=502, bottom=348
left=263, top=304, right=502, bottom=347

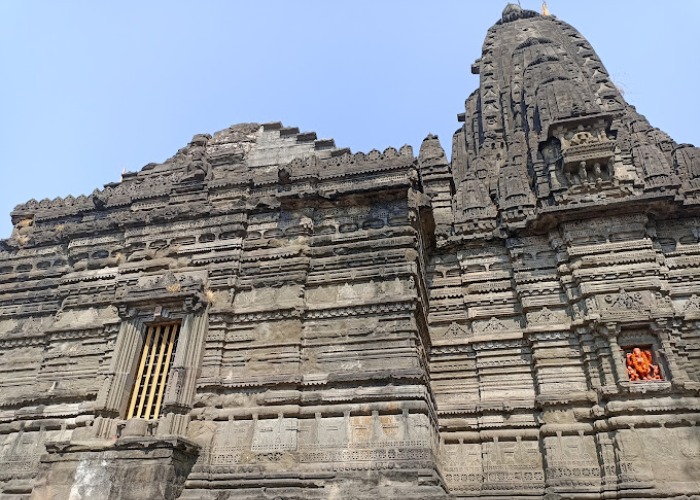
left=126, top=322, right=181, bottom=420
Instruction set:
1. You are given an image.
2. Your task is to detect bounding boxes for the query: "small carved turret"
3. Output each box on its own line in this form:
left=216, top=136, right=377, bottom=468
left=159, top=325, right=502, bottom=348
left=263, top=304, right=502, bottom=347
left=497, top=162, right=536, bottom=226
left=674, top=144, right=700, bottom=197
left=632, top=139, right=679, bottom=192
left=418, top=134, right=450, bottom=178
left=454, top=172, right=497, bottom=239
left=418, top=134, right=454, bottom=242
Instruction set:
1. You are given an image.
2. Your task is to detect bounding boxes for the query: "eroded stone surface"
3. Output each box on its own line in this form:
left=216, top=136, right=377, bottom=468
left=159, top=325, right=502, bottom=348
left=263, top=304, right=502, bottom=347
left=1, top=5, right=700, bottom=500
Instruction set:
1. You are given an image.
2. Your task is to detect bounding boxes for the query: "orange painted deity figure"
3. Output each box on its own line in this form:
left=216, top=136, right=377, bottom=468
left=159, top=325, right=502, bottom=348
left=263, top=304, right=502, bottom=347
left=625, top=347, right=662, bottom=381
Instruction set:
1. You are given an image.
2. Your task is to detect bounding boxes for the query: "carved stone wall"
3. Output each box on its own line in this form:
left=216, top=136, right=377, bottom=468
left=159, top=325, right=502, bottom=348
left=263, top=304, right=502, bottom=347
left=1, top=5, right=700, bottom=500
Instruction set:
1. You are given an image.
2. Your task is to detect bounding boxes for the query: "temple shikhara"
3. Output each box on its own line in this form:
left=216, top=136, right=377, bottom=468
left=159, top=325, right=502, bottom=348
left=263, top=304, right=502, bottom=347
left=2, top=4, right=700, bottom=500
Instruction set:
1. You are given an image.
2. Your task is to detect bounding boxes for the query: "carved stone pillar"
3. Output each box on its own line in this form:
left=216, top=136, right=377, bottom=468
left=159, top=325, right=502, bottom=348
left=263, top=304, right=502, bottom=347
left=95, top=315, right=148, bottom=418
left=651, top=323, right=689, bottom=383
left=598, top=323, right=627, bottom=387
left=595, top=432, right=619, bottom=493
left=161, top=312, right=207, bottom=415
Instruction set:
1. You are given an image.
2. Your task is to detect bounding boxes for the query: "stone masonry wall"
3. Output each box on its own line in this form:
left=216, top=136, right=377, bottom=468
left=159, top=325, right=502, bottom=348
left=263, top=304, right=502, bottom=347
left=1, top=5, right=700, bottom=500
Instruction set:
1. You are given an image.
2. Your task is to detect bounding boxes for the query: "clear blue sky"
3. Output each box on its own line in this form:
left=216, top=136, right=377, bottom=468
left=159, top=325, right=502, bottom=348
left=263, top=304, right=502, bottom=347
left=1, top=1, right=699, bottom=238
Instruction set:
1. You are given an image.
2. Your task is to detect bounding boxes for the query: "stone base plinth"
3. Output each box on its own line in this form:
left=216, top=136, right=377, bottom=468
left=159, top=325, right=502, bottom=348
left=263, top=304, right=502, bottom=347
left=29, top=436, right=199, bottom=500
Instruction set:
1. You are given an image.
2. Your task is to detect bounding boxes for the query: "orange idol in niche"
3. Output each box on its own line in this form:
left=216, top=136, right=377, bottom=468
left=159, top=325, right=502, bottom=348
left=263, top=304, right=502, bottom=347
left=626, top=347, right=663, bottom=381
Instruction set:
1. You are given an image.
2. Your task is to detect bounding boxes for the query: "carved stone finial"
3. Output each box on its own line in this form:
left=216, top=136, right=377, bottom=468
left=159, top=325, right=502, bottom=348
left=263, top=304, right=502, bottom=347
left=502, top=3, right=523, bottom=22
left=418, top=134, right=448, bottom=170
left=181, top=133, right=212, bottom=182
left=542, top=1, right=550, bottom=16
left=500, top=3, right=538, bottom=23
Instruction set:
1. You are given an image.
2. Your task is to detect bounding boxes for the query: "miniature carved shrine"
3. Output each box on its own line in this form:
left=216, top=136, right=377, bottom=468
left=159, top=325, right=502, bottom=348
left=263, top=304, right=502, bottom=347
left=1, top=4, right=699, bottom=500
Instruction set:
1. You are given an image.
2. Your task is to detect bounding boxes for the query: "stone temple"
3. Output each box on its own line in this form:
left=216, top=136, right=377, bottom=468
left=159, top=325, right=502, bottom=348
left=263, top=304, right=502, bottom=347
left=1, top=4, right=699, bottom=500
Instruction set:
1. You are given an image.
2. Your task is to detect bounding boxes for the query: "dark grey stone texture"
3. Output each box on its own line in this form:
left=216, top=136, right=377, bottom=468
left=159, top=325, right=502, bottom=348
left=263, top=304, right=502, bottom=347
left=1, top=5, right=699, bottom=499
